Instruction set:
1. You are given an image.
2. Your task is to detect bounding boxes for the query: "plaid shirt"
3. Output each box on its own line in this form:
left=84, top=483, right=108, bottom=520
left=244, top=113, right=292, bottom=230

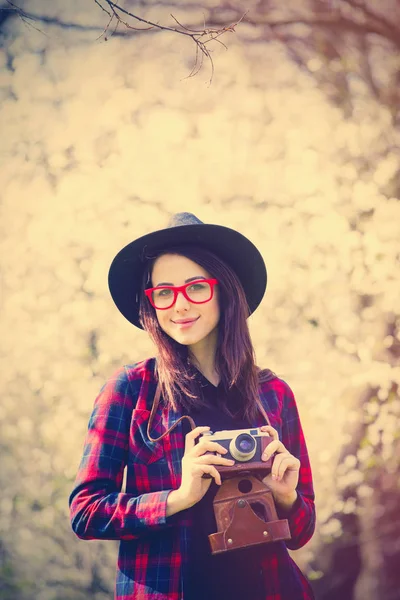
left=69, top=357, right=316, bottom=600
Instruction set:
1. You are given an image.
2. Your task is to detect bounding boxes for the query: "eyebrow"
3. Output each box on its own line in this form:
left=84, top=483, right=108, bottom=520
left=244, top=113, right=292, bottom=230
left=154, top=276, right=206, bottom=287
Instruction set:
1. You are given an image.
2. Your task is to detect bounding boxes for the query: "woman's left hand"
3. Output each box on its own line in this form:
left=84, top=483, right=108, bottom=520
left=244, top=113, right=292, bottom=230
left=260, top=425, right=300, bottom=498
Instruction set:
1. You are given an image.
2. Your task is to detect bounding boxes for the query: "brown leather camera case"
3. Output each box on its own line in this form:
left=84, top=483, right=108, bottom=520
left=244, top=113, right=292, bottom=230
left=208, top=470, right=291, bottom=554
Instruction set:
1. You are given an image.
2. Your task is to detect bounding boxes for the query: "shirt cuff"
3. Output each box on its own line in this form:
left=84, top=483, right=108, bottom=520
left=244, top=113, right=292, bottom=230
left=276, top=491, right=303, bottom=518
left=135, top=490, right=171, bottom=527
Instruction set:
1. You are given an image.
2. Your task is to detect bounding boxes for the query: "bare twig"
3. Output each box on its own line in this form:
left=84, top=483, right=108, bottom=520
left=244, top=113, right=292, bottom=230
left=100, top=1, right=155, bottom=31
left=1, top=0, right=244, bottom=83
left=5, top=0, right=29, bottom=17
left=5, top=0, right=48, bottom=36
left=94, top=12, right=114, bottom=41
left=93, top=0, right=111, bottom=18
left=97, top=0, right=247, bottom=84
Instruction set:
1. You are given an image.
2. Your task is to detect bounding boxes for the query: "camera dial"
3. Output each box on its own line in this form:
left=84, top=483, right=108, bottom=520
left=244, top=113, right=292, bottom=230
left=229, top=433, right=256, bottom=461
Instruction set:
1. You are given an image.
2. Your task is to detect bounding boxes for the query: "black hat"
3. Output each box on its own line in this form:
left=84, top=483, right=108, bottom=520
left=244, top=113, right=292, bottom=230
left=108, top=212, right=267, bottom=329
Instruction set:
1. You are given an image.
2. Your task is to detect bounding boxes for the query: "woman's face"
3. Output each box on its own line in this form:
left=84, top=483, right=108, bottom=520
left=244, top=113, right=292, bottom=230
left=150, top=253, right=220, bottom=349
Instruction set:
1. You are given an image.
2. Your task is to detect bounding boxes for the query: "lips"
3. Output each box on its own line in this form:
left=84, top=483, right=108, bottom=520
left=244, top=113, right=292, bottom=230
left=173, top=317, right=199, bottom=324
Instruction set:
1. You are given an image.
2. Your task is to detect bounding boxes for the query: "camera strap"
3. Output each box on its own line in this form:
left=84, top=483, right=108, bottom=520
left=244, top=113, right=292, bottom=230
left=256, top=396, right=272, bottom=427
left=147, top=382, right=197, bottom=443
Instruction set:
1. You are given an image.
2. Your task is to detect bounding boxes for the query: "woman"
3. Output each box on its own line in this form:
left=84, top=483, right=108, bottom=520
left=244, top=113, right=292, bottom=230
left=69, top=212, right=316, bottom=600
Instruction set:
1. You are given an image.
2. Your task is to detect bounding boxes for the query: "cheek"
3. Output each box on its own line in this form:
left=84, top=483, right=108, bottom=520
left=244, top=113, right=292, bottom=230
left=155, top=310, right=170, bottom=332
left=209, top=299, right=220, bottom=325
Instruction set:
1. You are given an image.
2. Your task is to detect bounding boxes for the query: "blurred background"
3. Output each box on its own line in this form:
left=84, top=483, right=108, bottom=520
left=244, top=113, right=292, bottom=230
left=0, top=1, right=399, bottom=599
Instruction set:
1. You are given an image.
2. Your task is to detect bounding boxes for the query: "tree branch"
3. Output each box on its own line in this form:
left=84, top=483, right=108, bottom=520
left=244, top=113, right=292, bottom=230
left=96, top=0, right=247, bottom=84
left=2, top=0, right=399, bottom=92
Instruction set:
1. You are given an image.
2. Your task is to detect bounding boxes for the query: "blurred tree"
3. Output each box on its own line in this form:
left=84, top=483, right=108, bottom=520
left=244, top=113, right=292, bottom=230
left=0, top=540, right=25, bottom=599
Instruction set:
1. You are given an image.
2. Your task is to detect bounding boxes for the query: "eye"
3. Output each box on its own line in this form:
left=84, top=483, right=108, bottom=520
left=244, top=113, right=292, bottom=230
left=155, top=288, right=173, bottom=298
left=188, top=282, right=206, bottom=292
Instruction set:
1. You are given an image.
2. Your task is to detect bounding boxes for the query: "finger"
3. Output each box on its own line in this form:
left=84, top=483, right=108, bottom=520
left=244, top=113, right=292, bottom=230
left=184, top=426, right=210, bottom=453
left=261, top=439, right=287, bottom=460
left=195, top=455, right=235, bottom=467
left=192, top=440, right=228, bottom=457
left=193, top=464, right=222, bottom=486
left=272, top=454, right=300, bottom=480
left=270, top=452, right=290, bottom=479
left=260, top=425, right=279, bottom=441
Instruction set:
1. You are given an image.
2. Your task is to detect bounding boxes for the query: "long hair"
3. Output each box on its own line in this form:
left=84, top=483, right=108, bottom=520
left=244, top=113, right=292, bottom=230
left=138, top=245, right=276, bottom=422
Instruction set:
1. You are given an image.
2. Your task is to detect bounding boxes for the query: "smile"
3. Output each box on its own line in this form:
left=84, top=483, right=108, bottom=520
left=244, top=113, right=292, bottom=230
left=172, top=317, right=199, bottom=328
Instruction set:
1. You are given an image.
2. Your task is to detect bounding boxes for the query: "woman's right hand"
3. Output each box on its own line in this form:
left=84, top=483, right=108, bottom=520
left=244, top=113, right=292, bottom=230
left=166, top=426, right=235, bottom=515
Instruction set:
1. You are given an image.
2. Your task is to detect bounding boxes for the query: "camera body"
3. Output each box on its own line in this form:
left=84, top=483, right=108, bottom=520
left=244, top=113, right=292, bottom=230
left=200, top=427, right=272, bottom=464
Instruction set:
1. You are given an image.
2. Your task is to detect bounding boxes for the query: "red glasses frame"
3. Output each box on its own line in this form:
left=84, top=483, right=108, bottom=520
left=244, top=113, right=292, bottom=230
left=145, top=278, right=219, bottom=310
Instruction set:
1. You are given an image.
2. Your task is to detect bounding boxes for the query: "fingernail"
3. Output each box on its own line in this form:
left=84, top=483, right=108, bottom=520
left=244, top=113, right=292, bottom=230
left=272, top=474, right=277, bottom=480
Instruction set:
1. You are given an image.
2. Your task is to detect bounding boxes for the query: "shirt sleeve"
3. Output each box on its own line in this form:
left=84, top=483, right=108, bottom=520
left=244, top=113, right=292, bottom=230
left=68, top=366, right=177, bottom=541
left=276, top=381, right=316, bottom=550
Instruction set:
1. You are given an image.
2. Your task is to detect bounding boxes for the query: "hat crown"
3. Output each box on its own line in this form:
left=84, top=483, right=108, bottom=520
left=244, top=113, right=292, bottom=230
left=167, top=212, right=204, bottom=228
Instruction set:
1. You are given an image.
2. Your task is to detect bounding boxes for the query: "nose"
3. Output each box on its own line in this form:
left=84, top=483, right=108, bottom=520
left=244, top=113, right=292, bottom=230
left=174, top=290, right=190, bottom=311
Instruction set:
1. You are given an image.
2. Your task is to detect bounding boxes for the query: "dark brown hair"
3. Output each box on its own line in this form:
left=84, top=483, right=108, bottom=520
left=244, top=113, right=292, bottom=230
left=138, top=245, right=276, bottom=422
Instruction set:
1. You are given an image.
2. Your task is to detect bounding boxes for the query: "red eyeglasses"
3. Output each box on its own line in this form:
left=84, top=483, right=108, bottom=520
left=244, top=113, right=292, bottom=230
left=145, top=278, right=218, bottom=310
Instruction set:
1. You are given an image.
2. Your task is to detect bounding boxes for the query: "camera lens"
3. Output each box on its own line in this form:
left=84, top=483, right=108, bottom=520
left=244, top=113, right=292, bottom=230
left=238, top=437, right=254, bottom=452
left=229, top=433, right=256, bottom=461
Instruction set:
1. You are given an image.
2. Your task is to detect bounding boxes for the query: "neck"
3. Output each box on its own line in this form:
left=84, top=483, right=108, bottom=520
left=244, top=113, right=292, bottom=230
left=188, top=329, right=219, bottom=384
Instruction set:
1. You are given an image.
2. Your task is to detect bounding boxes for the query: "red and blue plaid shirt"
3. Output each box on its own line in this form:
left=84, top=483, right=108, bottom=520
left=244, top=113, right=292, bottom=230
left=69, top=357, right=316, bottom=599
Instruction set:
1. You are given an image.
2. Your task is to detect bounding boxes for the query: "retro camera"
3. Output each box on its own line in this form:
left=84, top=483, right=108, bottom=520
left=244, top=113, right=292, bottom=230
left=200, top=427, right=272, bottom=463
left=199, top=427, right=291, bottom=553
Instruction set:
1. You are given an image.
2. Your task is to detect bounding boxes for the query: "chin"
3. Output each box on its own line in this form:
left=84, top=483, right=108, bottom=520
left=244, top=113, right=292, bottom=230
left=166, top=328, right=205, bottom=346
left=172, top=333, right=201, bottom=346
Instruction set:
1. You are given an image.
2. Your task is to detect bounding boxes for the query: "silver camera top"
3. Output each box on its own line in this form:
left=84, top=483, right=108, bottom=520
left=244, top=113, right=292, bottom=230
left=199, top=427, right=272, bottom=463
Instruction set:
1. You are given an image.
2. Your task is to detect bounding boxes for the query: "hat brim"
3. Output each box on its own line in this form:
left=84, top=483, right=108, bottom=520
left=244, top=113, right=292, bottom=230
left=108, top=224, right=267, bottom=329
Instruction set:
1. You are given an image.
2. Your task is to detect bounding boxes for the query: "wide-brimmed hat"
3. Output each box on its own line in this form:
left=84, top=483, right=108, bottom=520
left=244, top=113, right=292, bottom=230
left=108, top=212, right=267, bottom=329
